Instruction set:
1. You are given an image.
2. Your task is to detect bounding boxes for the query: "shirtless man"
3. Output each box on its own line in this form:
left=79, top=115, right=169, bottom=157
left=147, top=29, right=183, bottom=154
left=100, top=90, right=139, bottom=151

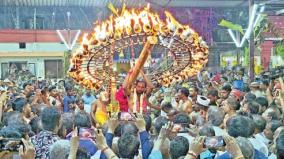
left=177, top=87, right=193, bottom=114
left=116, top=70, right=159, bottom=113
left=91, top=91, right=110, bottom=126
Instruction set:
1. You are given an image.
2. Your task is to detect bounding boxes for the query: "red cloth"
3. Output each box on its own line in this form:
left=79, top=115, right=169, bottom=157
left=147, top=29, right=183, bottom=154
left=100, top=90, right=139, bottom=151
left=115, top=87, right=129, bottom=112
left=115, top=87, right=148, bottom=113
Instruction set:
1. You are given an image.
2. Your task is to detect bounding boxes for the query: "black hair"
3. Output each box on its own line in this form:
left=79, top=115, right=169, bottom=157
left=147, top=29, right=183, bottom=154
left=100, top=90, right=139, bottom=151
left=0, top=126, right=22, bottom=138
left=136, top=79, right=147, bottom=87
left=61, top=113, right=75, bottom=135
left=244, top=92, right=256, bottom=101
left=41, top=107, right=61, bottom=131
left=74, top=111, right=91, bottom=128
left=114, top=123, right=123, bottom=137
left=208, top=106, right=225, bottom=126
left=118, top=133, right=140, bottom=159
left=199, top=125, right=215, bottom=137
left=23, top=82, right=31, bottom=90
left=49, top=85, right=57, bottom=92
left=207, top=89, right=219, bottom=97
left=226, top=115, right=254, bottom=138
left=270, top=120, right=283, bottom=133
left=121, top=123, right=138, bottom=136
left=255, top=97, right=268, bottom=108
left=243, top=84, right=251, bottom=93
left=179, top=87, right=189, bottom=97
left=76, top=147, right=91, bottom=159
left=153, top=116, right=168, bottom=134
left=12, top=97, right=28, bottom=112
left=226, top=97, right=239, bottom=111
left=161, top=102, right=173, bottom=112
left=8, top=120, right=31, bottom=138
left=143, top=114, right=152, bottom=132
left=261, top=80, right=269, bottom=86
left=29, top=116, right=42, bottom=134
left=173, top=113, right=190, bottom=128
left=252, top=115, right=266, bottom=132
left=221, top=84, right=232, bottom=92
left=246, top=101, right=260, bottom=114
left=170, top=136, right=189, bottom=159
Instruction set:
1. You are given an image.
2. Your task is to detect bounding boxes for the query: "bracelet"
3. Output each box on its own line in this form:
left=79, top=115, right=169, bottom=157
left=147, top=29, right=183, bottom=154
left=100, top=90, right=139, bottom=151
left=101, top=146, right=109, bottom=153
left=187, top=151, right=197, bottom=158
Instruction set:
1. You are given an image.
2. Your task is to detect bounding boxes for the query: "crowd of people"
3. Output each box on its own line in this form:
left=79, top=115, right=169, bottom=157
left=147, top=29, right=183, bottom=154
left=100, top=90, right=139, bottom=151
left=0, top=67, right=284, bottom=159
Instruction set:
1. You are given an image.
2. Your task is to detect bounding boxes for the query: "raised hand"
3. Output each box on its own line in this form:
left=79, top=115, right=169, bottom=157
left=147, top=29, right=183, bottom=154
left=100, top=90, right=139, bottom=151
left=19, top=138, right=35, bottom=159
left=95, top=129, right=108, bottom=150
left=188, top=136, right=206, bottom=157
left=107, top=113, right=119, bottom=133
left=134, top=113, right=146, bottom=132
left=223, top=135, right=244, bottom=159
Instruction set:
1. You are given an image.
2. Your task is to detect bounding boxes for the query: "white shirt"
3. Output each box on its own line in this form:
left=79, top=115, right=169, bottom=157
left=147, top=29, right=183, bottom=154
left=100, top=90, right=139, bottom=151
left=249, top=137, right=269, bottom=157
left=254, top=132, right=270, bottom=146
left=212, top=126, right=227, bottom=136
left=177, top=133, right=194, bottom=144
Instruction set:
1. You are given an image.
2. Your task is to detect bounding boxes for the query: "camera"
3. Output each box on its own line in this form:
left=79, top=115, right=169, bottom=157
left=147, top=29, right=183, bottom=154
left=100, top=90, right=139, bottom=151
left=204, top=136, right=225, bottom=148
left=118, top=112, right=135, bottom=121
left=0, top=138, right=23, bottom=151
left=172, top=123, right=189, bottom=133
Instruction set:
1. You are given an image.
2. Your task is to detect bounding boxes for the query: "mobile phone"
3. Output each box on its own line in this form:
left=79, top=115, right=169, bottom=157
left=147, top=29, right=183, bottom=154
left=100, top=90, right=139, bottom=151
left=172, top=123, right=189, bottom=133
left=204, top=136, right=225, bottom=148
left=118, top=112, right=134, bottom=121
left=78, top=128, right=95, bottom=140
left=0, top=138, right=23, bottom=151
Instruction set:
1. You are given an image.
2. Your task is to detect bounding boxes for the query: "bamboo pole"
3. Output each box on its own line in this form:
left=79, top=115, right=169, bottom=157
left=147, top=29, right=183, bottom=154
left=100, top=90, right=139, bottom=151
left=127, top=37, right=156, bottom=85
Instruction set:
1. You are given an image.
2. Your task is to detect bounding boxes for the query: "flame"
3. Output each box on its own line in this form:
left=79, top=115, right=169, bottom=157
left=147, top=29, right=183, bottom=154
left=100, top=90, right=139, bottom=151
left=69, top=3, right=209, bottom=90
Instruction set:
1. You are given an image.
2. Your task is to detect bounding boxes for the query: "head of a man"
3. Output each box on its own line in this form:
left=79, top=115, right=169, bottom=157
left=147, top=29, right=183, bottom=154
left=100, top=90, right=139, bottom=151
left=173, top=113, right=190, bottom=128
left=255, top=97, right=268, bottom=114
left=118, top=133, right=140, bottom=159
left=221, top=97, right=238, bottom=114
left=220, top=84, right=232, bottom=100
left=262, top=107, right=281, bottom=122
left=260, top=80, right=269, bottom=91
left=236, top=137, right=255, bottom=159
left=252, top=115, right=266, bottom=134
left=49, top=140, right=70, bottom=159
left=59, top=112, right=75, bottom=137
left=153, top=116, right=168, bottom=134
left=65, top=87, right=73, bottom=96
left=264, top=120, right=283, bottom=140
left=242, top=101, right=260, bottom=114
left=49, top=86, right=58, bottom=97
left=170, top=136, right=189, bottom=159
left=189, top=86, right=199, bottom=98
left=207, top=89, right=219, bottom=104
left=135, top=80, right=147, bottom=95
left=178, top=87, right=189, bottom=100
left=74, top=111, right=91, bottom=128
left=199, top=125, right=215, bottom=137
left=49, top=140, right=89, bottom=159
left=226, top=115, right=254, bottom=138
left=161, top=102, right=173, bottom=114
left=12, top=97, right=31, bottom=118
left=41, top=107, right=61, bottom=132
left=207, top=106, right=225, bottom=127
left=121, top=123, right=139, bottom=136
left=23, top=82, right=33, bottom=93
